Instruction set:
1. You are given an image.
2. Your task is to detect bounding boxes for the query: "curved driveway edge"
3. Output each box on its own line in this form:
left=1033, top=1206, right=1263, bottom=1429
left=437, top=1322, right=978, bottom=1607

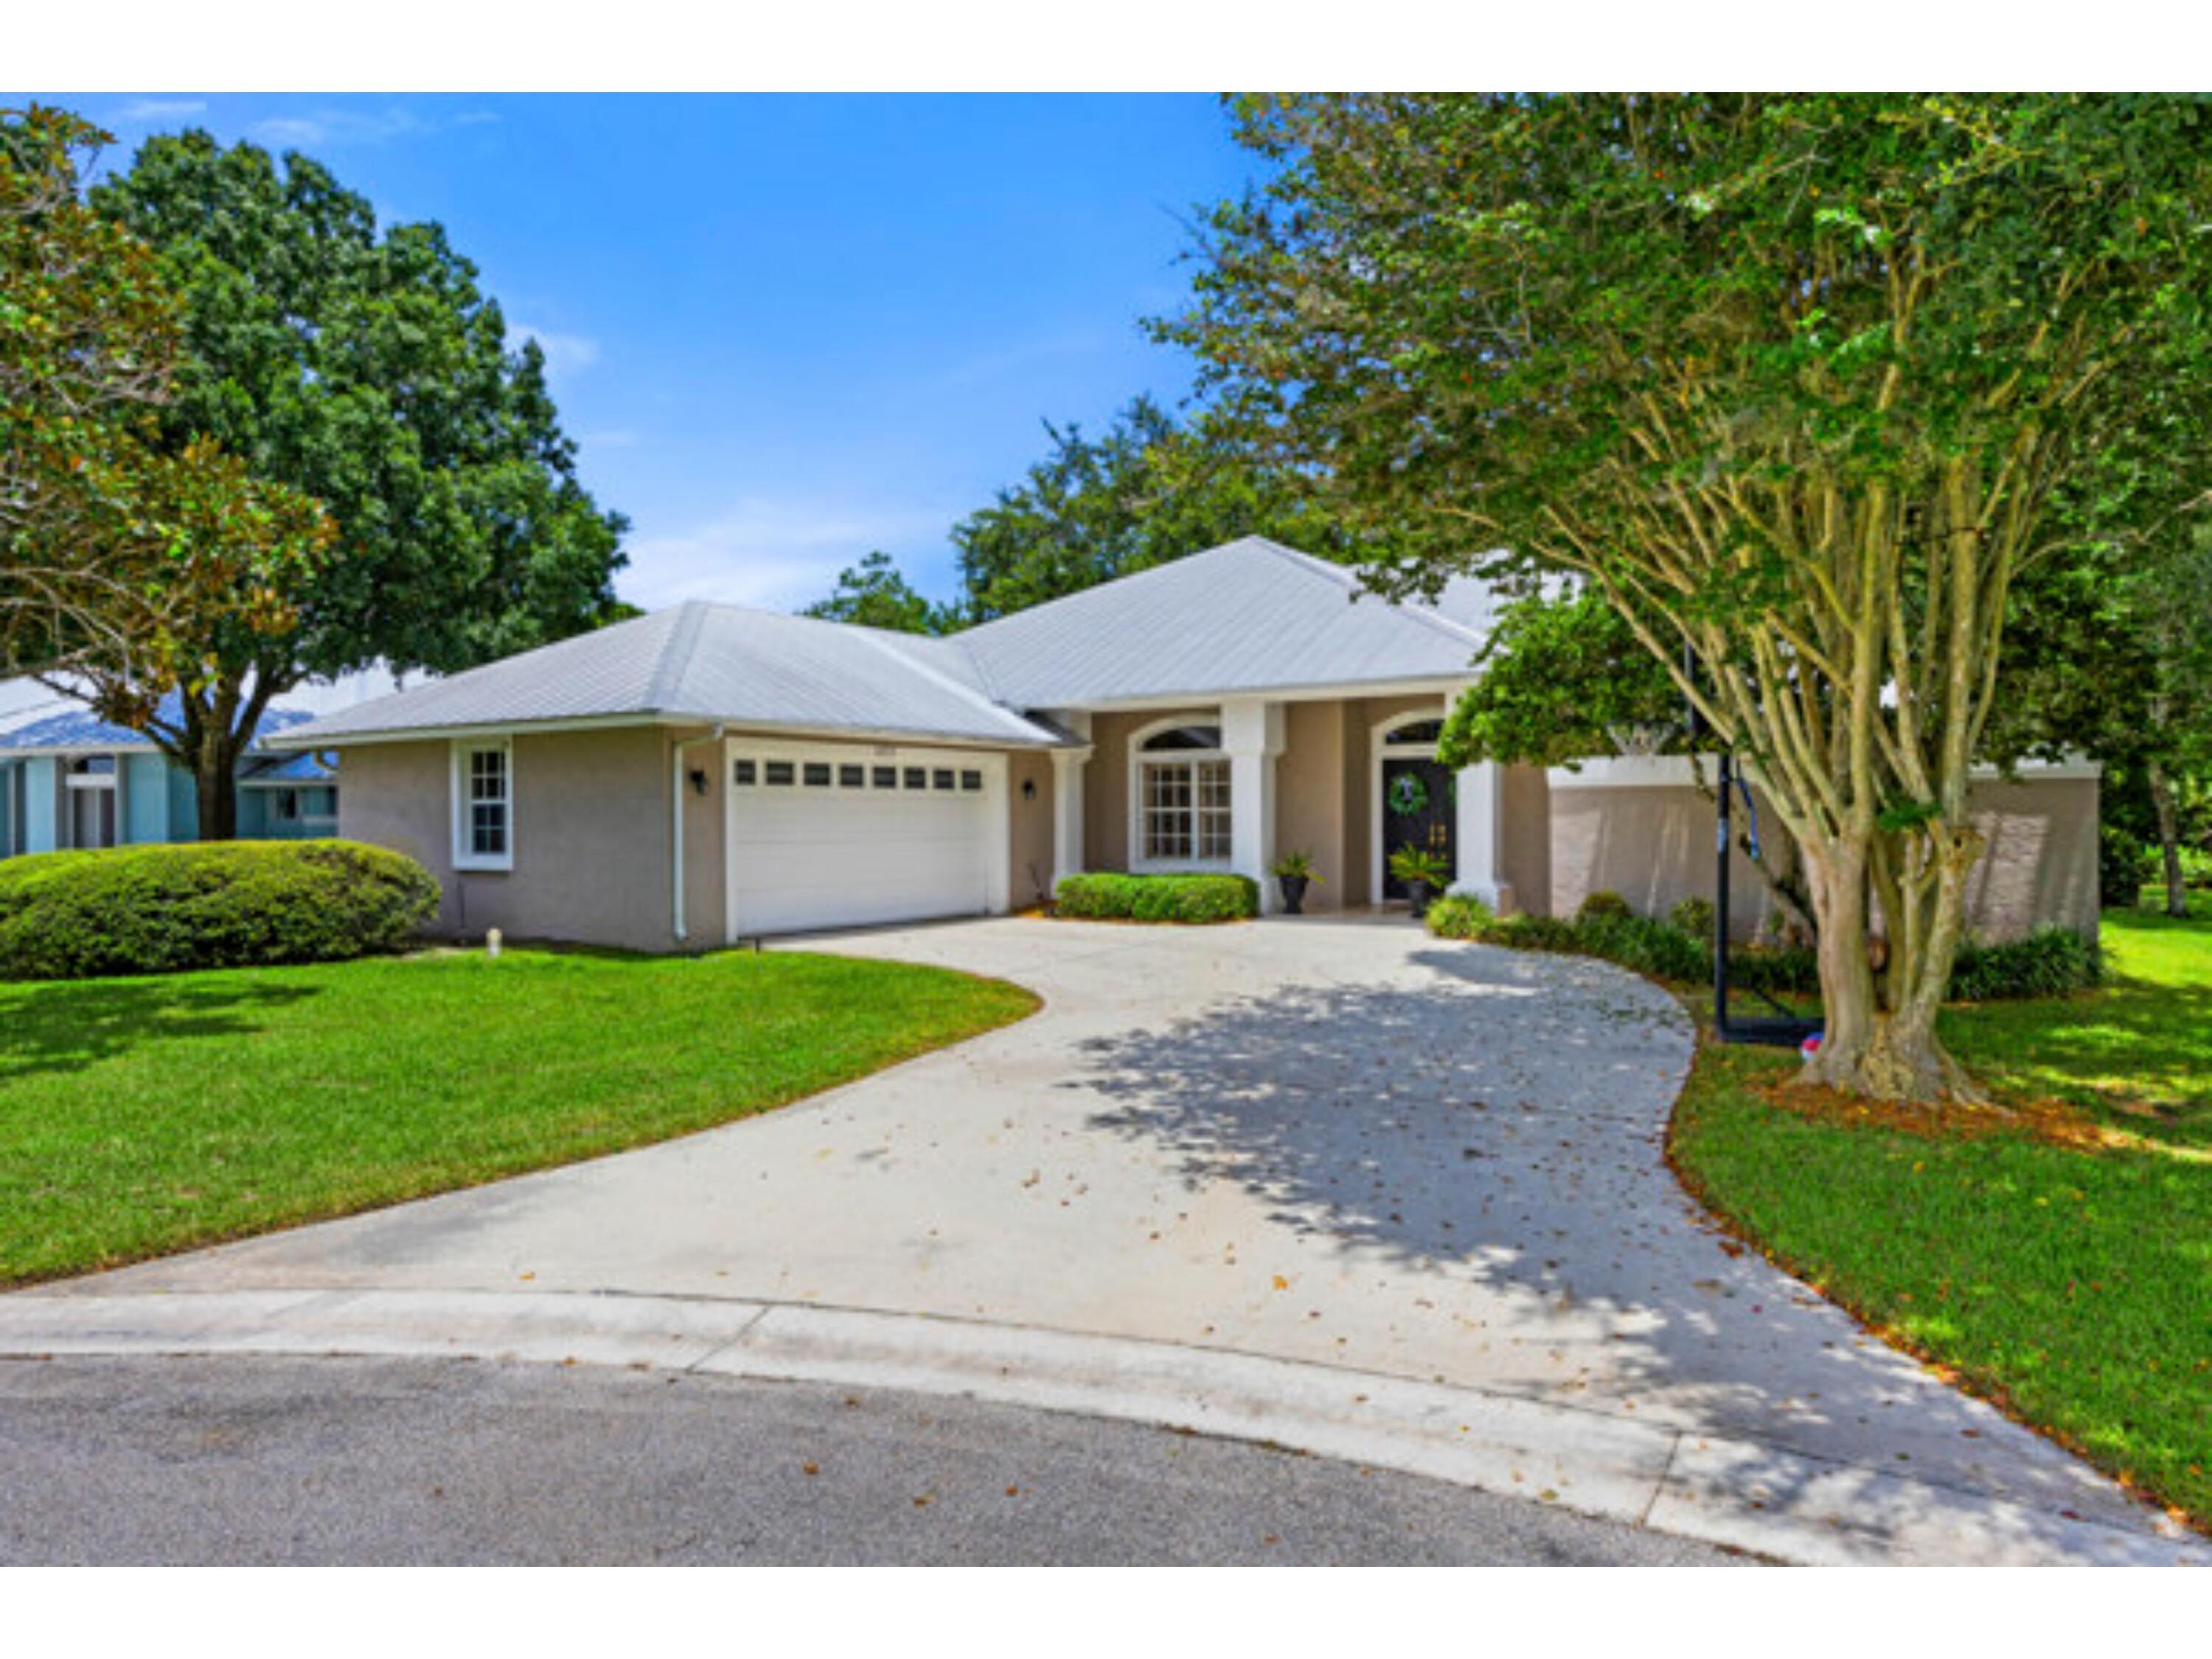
left=0, top=1286, right=2199, bottom=1568
left=9, top=915, right=2196, bottom=1566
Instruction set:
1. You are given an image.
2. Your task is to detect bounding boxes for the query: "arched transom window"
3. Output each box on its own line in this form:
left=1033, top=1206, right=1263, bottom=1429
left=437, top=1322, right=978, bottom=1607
left=1133, top=719, right=1231, bottom=865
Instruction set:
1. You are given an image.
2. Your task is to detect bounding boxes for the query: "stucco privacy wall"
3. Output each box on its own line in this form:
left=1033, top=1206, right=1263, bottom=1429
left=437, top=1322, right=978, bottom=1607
left=1548, top=759, right=2101, bottom=942
left=338, top=725, right=727, bottom=955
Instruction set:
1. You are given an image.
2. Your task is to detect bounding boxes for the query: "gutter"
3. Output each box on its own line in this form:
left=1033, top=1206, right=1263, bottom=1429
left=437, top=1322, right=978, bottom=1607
left=671, top=726, right=726, bottom=943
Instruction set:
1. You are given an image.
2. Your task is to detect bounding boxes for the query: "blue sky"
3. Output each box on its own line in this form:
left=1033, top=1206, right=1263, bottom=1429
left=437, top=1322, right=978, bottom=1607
left=55, top=94, right=1259, bottom=613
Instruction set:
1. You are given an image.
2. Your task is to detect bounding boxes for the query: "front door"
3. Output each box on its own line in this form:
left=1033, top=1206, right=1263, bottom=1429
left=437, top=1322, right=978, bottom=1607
left=1380, top=757, right=1455, bottom=899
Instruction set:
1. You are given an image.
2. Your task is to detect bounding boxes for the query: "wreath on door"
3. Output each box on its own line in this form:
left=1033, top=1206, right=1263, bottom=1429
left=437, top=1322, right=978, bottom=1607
left=1387, top=773, right=1429, bottom=817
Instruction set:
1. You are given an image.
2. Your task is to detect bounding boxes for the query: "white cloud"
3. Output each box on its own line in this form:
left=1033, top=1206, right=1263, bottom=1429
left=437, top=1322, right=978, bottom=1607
left=509, top=321, right=600, bottom=377
left=116, top=98, right=206, bottom=123
left=619, top=500, right=955, bottom=613
left=248, top=104, right=490, bottom=150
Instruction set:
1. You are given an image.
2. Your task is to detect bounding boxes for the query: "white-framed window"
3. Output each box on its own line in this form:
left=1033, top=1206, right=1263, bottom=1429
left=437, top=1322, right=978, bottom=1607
left=451, top=739, right=514, bottom=872
left=1131, top=718, right=1231, bottom=867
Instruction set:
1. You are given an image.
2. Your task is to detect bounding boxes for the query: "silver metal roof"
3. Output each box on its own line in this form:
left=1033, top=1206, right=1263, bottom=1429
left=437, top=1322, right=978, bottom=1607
left=953, top=538, right=1489, bottom=708
left=279, top=602, right=1065, bottom=748
left=275, top=538, right=1498, bottom=750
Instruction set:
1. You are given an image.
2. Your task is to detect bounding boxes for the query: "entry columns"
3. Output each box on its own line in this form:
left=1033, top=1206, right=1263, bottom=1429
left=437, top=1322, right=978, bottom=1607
left=1452, top=758, right=1513, bottom=911
left=1221, top=698, right=1285, bottom=915
left=1048, top=710, right=1092, bottom=897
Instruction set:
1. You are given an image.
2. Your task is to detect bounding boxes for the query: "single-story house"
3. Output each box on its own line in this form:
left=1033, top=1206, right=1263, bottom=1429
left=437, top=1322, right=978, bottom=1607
left=265, top=536, right=2100, bottom=951
left=0, top=670, right=404, bottom=858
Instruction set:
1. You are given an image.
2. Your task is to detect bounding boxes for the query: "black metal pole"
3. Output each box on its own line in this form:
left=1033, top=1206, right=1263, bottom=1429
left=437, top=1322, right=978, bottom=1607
left=1715, top=750, right=1732, bottom=1036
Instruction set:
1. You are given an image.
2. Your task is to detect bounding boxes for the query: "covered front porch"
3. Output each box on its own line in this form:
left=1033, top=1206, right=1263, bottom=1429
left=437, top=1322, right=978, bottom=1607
left=1037, top=692, right=1551, bottom=916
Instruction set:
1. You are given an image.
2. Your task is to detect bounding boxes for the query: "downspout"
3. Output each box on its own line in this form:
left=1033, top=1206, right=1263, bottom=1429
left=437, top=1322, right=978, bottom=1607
left=671, top=726, right=726, bottom=944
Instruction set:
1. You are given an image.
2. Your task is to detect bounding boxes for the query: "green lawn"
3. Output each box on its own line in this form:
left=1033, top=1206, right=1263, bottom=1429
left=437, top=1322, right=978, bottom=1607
left=1671, top=906, right=2212, bottom=1527
left=0, top=947, right=1036, bottom=1287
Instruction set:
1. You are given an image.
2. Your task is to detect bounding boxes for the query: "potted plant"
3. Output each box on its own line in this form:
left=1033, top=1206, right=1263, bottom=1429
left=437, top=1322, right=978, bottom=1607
left=1388, top=844, right=1450, bottom=919
left=1270, top=850, right=1321, bottom=915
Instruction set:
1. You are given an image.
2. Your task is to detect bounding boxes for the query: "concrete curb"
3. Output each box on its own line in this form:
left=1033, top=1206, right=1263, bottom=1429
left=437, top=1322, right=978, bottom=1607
left=0, top=1287, right=2199, bottom=1568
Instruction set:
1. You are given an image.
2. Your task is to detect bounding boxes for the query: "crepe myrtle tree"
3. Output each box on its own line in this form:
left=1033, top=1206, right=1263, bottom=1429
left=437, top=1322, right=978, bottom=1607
left=1162, top=94, right=2212, bottom=1102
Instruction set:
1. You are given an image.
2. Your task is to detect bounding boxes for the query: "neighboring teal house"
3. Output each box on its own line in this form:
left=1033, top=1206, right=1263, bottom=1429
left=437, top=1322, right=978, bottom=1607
left=0, top=692, right=337, bottom=858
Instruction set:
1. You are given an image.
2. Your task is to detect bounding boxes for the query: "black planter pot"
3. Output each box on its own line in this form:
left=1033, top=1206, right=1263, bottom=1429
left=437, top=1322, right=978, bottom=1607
left=1278, top=874, right=1310, bottom=915
left=1405, top=879, right=1434, bottom=919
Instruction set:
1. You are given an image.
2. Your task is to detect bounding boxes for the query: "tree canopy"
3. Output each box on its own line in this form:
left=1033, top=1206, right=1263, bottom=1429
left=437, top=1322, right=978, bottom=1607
left=0, top=106, right=327, bottom=684
left=807, top=395, right=1360, bottom=633
left=1436, top=590, right=1682, bottom=771
left=802, top=549, right=956, bottom=635
left=1163, top=94, right=2212, bottom=1101
left=63, top=128, right=629, bottom=835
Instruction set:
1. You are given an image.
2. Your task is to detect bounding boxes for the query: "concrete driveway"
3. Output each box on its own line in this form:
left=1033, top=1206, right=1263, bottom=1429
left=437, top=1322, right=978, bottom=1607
left=6, top=915, right=2196, bottom=1564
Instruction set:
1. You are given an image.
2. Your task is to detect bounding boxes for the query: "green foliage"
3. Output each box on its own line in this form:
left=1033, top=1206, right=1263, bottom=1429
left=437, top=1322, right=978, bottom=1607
left=1386, top=845, right=1450, bottom=889
left=1574, top=889, right=1632, bottom=922
left=0, top=840, right=439, bottom=980
left=1164, top=93, right=2212, bottom=1095
left=1947, top=929, right=2104, bottom=1004
left=1270, top=849, right=1321, bottom=882
left=1052, top=872, right=1259, bottom=924
left=0, top=105, right=330, bottom=681
left=1669, top=897, right=1717, bottom=939
left=1439, top=591, right=1683, bottom=770
left=1428, top=898, right=2098, bottom=1004
left=75, top=128, right=628, bottom=833
left=1421, top=892, right=1493, bottom=939
left=802, top=550, right=956, bottom=636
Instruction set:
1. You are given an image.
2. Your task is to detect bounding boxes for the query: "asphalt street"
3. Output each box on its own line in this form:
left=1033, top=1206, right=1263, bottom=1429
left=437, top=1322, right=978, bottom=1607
left=0, top=1354, right=1750, bottom=1565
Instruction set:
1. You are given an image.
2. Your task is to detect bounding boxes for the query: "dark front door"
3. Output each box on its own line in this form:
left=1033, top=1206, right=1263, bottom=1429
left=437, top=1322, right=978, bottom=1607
left=1381, top=758, right=1455, bottom=899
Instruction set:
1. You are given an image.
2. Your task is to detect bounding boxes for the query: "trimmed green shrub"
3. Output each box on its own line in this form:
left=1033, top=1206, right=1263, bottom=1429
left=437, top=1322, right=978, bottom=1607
left=1576, top=889, right=1632, bottom=922
left=1577, top=913, right=1711, bottom=983
left=1053, top=872, right=1258, bottom=924
left=1668, top=896, right=1716, bottom=939
left=1728, top=944, right=1822, bottom=997
left=1425, top=892, right=2097, bottom=1007
left=1422, top=892, right=1494, bottom=940
left=1947, top=928, right=2103, bottom=1002
left=0, top=840, right=441, bottom=981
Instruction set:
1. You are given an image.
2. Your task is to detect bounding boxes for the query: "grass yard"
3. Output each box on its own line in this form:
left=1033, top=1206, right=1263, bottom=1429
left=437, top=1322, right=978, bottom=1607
left=0, top=947, right=1036, bottom=1287
left=1670, top=906, right=2212, bottom=1528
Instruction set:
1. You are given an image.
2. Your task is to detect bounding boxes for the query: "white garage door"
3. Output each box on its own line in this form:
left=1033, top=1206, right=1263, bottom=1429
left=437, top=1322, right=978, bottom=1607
left=727, top=743, right=1001, bottom=936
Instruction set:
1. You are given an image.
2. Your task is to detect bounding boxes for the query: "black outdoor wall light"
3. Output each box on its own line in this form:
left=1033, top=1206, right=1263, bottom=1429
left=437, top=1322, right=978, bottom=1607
left=1021, top=778, right=1037, bottom=801
left=689, top=768, right=709, bottom=796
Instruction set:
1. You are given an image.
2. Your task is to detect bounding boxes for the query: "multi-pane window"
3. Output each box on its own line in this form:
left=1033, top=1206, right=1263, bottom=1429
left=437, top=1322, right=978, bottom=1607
left=453, top=741, right=512, bottom=869
left=1138, top=740, right=1231, bottom=865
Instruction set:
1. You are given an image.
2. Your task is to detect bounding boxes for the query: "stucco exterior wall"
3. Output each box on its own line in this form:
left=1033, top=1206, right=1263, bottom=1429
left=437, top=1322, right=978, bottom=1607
left=1276, top=699, right=1351, bottom=910
left=1074, top=693, right=1461, bottom=909
left=337, top=724, right=723, bottom=955
left=1500, top=764, right=1553, bottom=917
left=1548, top=763, right=2100, bottom=942
left=1007, top=748, right=1056, bottom=911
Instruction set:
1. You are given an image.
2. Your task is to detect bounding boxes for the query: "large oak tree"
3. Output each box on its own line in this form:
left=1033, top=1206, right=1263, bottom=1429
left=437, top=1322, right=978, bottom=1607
left=73, top=130, right=627, bottom=838
left=1163, top=94, right=2212, bottom=1102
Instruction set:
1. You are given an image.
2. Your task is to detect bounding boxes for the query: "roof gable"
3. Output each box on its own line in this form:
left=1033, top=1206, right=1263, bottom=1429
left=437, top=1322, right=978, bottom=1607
left=953, top=537, right=1487, bottom=707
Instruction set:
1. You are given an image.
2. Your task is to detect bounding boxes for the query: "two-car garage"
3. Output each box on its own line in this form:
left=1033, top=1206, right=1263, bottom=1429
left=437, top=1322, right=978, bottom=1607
left=723, top=740, right=1010, bottom=938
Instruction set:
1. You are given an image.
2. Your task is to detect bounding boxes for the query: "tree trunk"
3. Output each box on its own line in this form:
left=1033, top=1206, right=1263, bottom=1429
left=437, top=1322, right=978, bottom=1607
left=1795, top=829, right=1977, bottom=1104
left=2149, top=761, right=2188, bottom=918
left=195, top=737, right=240, bottom=841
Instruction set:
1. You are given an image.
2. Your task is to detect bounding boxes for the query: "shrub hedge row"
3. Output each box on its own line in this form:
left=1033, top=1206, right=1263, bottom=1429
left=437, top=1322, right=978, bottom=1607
left=1424, top=891, right=2100, bottom=1004
left=1053, top=872, right=1259, bottom=924
left=0, top=840, right=441, bottom=981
